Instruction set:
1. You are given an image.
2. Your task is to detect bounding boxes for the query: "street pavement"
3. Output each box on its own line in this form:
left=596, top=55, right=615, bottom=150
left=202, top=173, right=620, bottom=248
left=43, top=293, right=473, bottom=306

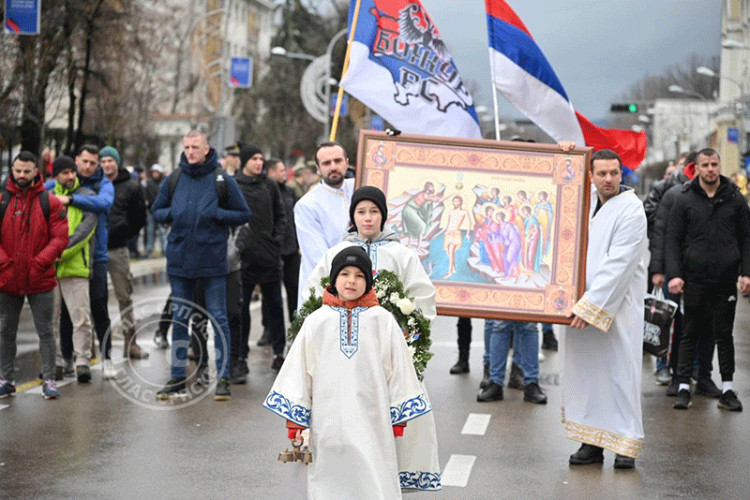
left=1, top=267, right=750, bottom=499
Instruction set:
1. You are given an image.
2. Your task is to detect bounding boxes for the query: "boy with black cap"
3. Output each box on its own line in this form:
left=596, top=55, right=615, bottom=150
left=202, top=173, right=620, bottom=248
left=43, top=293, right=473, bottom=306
left=263, top=246, right=430, bottom=499
left=300, top=185, right=441, bottom=492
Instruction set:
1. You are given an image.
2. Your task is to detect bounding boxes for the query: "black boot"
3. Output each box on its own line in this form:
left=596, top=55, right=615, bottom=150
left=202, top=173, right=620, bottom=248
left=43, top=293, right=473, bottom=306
left=507, top=362, right=524, bottom=390
left=257, top=327, right=273, bottom=347
left=542, top=330, right=558, bottom=351
left=569, top=444, right=604, bottom=465
left=477, top=381, right=503, bottom=402
left=449, top=354, right=469, bottom=374
left=479, top=363, right=490, bottom=389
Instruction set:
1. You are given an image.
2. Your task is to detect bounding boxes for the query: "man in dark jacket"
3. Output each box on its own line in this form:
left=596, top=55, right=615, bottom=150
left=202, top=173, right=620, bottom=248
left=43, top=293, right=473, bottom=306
left=0, top=151, right=69, bottom=399
left=666, top=148, right=750, bottom=412
left=234, top=145, right=288, bottom=377
left=151, top=130, right=250, bottom=401
left=100, top=146, right=149, bottom=360
left=266, top=158, right=300, bottom=322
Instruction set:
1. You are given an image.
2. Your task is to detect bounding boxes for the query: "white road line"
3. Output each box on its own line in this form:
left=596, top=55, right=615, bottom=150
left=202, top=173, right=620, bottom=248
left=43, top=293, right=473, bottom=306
left=441, top=454, right=476, bottom=487
left=0, top=404, right=8, bottom=410
left=461, top=413, right=491, bottom=436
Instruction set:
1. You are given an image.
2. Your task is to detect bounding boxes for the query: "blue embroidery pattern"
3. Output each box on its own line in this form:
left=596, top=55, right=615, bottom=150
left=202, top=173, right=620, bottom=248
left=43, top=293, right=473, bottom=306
left=356, top=241, right=389, bottom=270
left=263, top=390, right=311, bottom=427
left=333, top=306, right=365, bottom=359
left=390, top=393, right=431, bottom=424
left=399, top=471, right=442, bottom=490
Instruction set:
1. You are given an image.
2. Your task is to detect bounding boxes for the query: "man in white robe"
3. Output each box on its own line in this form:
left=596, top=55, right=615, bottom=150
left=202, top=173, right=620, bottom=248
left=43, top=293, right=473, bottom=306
left=294, top=142, right=354, bottom=309
left=562, top=148, right=647, bottom=470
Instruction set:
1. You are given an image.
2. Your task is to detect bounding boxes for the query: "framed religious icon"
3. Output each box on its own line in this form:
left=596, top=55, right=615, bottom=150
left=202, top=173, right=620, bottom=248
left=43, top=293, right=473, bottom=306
left=355, top=130, right=592, bottom=324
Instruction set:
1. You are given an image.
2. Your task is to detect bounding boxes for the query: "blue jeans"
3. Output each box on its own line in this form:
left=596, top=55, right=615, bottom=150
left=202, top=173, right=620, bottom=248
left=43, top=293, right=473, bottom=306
left=485, top=320, right=539, bottom=386
left=169, top=275, right=231, bottom=379
left=483, top=320, right=520, bottom=367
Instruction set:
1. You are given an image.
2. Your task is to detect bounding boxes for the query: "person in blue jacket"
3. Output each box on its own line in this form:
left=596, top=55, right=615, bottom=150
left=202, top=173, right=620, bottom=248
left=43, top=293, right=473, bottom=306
left=151, top=130, right=251, bottom=402
left=47, top=144, right=117, bottom=378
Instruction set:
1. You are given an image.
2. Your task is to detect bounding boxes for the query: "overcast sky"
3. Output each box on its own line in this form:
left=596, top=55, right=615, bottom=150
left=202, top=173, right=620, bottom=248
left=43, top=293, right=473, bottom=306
left=419, top=0, right=722, bottom=121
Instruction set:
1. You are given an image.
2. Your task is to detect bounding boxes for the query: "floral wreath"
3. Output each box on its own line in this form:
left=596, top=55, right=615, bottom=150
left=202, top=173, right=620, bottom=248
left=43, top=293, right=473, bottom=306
left=288, top=270, right=433, bottom=379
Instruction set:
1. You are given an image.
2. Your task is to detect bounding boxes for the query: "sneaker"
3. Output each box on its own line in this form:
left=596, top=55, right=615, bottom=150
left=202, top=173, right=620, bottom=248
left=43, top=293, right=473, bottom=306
left=156, top=377, right=187, bottom=400
left=214, top=378, right=231, bottom=401
left=230, top=361, right=247, bottom=385
left=717, top=390, right=743, bottom=412
left=507, top=362, right=524, bottom=390
left=666, top=378, right=679, bottom=397
left=154, top=332, right=169, bottom=350
left=271, top=355, right=285, bottom=371
left=569, top=444, right=604, bottom=465
left=76, top=365, right=91, bottom=383
left=695, top=377, right=722, bottom=398
left=0, top=379, right=16, bottom=398
left=477, top=381, right=504, bottom=402
left=449, top=357, right=469, bottom=375
left=655, top=367, right=671, bottom=386
left=102, top=359, right=118, bottom=380
left=195, top=367, right=210, bottom=387
left=673, top=389, right=691, bottom=409
left=42, top=379, right=60, bottom=399
left=614, top=454, right=635, bottom=469
left=523, top=382, right=548, bottom=404
left=479, top=363, right=490, bottom=390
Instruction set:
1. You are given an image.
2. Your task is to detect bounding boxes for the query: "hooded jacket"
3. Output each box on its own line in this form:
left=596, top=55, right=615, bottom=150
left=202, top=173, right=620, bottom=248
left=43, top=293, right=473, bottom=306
left=151, top=148, right=251, bottom=278
left=53, top=178, right=97, bottom=279
left=108, top=166, right=146, bottom=249
left=234, top=170, right=287, bottom=283
left=665, top=175, right=750, bottom=285
left=1, top=173, right=69, bottom=295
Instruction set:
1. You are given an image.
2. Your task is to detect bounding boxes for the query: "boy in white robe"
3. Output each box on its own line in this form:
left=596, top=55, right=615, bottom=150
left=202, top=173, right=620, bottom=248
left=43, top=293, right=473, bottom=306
left=562, top=148, right=647, bottom=470
left=302, top=186, right=441, bottom=491
left=264, top=246, right=431, bottom=499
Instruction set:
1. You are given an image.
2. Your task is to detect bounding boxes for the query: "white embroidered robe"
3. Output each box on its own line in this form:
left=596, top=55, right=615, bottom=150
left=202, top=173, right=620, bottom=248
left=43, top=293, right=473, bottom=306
left=301, top=233, right=441, bottom=490
left=562, top=186, right=647, bottom=458
left=264, top=305, right=431, bottom=499
left=294, top=178, right=355, bottom=309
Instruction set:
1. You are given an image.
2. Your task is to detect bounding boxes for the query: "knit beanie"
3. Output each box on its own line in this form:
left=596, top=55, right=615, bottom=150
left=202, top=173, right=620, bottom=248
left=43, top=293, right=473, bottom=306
left=329, top=246, right=373, bottom=295
left=239, top=144, right=263, bottom=169
left=52, top=155, right=77, bottom=177
left=350, top=186, right=388, bottom=230
left=99, top=146, right=121, bottom=167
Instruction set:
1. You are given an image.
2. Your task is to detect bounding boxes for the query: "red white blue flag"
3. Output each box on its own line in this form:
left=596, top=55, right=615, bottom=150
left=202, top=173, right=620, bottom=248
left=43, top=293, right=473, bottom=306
left=340, top=0, right=482, bottom=139
left=485, top=0, right=646, bottom=169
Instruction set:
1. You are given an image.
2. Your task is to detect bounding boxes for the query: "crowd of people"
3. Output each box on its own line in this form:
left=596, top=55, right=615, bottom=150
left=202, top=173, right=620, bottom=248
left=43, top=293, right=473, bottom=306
left=0, top=131, right=747, bottom=495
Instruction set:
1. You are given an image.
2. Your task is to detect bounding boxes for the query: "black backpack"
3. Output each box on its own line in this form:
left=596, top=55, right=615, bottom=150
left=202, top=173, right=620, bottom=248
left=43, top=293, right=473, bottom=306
left=167, top=167, right=228, bottom=208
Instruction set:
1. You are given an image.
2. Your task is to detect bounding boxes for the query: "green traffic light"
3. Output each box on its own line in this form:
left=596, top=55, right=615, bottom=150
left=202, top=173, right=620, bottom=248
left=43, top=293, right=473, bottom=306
left=628, top=103, right=638, bottom=113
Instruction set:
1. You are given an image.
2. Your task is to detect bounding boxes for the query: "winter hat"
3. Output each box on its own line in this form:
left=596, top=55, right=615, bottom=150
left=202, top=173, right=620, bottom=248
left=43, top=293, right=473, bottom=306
left=151, top=163, right=164, bottom=173
left=52, top=155, right=77, bottom=177
left=99, top=146, right=121, bottom=167
left=350, top=186, right=388, bottom=230
left=329, top=246, right=373, bottom=295
left=239, top=144, right=263, bottom=168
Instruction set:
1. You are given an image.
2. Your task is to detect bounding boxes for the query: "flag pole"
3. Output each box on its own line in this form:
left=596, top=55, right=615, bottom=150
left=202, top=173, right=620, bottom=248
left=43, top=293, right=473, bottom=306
left=329, top=0, right=363, bottom=142
left=488, top=48, right=501, bottom=141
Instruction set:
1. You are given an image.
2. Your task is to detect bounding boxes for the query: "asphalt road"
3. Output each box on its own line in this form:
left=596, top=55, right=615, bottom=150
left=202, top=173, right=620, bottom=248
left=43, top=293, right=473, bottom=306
left=1, top=275, right=749, bottom=499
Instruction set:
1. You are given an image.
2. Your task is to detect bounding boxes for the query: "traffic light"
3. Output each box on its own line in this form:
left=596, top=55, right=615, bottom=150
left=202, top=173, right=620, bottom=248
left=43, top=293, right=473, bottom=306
left=610, top=103, right=639, bottom=113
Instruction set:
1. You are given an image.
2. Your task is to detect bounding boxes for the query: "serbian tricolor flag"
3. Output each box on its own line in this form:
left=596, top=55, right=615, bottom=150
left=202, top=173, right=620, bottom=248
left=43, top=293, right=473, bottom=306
left=340, top=0, right=482, bottom=139
left=485, top=0, right=646, bottom=170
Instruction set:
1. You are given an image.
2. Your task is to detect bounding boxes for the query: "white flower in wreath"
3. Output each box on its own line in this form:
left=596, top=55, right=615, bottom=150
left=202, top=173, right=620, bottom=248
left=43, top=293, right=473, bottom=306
left=389, top=292, right=401, bottom=303
left=376, top=289, right=385, bottom=299
left=407, top=317, right=417, bottom=327
left=408, top=345, right=416, bottom=358
left=397, top=298, right=415, bottom=315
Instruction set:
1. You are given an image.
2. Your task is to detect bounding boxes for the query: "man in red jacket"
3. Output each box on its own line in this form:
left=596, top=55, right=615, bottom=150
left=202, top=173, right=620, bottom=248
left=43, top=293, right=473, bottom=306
left=0, top=151, right=69, bottom=400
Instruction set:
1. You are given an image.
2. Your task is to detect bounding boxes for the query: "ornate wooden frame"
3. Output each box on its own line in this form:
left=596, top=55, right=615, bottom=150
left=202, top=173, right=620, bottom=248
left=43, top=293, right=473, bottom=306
left=355, top=130, right=592, bottom=324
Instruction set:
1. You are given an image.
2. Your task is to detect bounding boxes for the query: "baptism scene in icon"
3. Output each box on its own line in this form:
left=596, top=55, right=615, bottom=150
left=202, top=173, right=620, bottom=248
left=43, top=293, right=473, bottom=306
left=385, top=168, right=557, bottom=290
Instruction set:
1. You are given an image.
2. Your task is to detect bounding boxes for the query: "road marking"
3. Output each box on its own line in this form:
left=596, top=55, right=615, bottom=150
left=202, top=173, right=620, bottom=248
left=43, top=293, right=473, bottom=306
left=441, top=454, right=476, bottom=487
left=0, top=404, right=8, bottom=410
left=461, top=413, right=491, bottom=436
left=24, top=379, right=74, bottom=396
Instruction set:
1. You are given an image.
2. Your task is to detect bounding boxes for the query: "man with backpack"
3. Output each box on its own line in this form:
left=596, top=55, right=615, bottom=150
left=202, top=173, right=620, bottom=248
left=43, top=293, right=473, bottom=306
left=0, top=152, right=69, bottom=399
left=151, top=130, right=250, bottom=401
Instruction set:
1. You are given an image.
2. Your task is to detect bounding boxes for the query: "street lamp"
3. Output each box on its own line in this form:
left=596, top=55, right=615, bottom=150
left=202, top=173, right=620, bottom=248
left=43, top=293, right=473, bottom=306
left=696, top=66, right=744, bottom=95
left=668, top=84, right=707, bottom=101
left=270, top=46, right=316, bottom=62
left=722, top=39, right=746, bottom=50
